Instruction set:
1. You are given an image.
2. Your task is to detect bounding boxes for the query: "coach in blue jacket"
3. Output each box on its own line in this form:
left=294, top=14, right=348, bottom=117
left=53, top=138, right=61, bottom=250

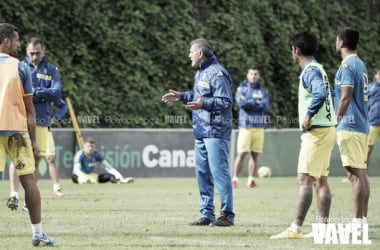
left=162, top=38, right=234, bottom=227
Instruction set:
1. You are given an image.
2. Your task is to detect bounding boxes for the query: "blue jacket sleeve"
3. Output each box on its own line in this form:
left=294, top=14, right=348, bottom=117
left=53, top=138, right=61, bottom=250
left=52, top=98, right=68, bottom=121
left=235, top=82, right=248, bottom=108
left=260, top=88, right=269, bottom=112
left=18, top=62, right=33, bottom=95
left=239, top=88, right=269, bottom=112
left=180, top=91, right=194, bottom=104
left=235, top=86, right=242, bottom=105
left=303, top=68, right=327, bottom=117
left=329, top=83, right=336, bottom=110
left=201, top=74, right=232, bottom=111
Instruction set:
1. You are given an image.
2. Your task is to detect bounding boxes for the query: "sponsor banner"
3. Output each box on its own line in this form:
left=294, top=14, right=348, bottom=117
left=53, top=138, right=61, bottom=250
left=2, top=128, right=380, bottom=179
left=53, top=129, right=196, bottom=178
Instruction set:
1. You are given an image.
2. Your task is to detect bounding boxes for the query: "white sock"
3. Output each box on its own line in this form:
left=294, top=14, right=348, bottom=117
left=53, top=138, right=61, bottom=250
left=232, top=176, right=238, bottom=182
left=290, top=223, right=301, bottom=233
left=247, top=176, right=255, bottom=184
left=362, top=217, right=368, bottom=224
left=53, top=183, right=61, bottom=192
left=10, top=191, right=19, bottom=199
left=352, top=218, right=362, bottom=224
left=31, top=223, right=43, bottom=237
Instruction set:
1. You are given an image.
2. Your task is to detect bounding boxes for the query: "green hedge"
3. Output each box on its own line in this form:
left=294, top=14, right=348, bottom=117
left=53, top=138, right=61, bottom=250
left=1, top=0, right=379, bottom=128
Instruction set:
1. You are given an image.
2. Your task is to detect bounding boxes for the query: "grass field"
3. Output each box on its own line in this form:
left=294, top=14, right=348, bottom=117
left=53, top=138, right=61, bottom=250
left=0, top=177, right=379, bottom=249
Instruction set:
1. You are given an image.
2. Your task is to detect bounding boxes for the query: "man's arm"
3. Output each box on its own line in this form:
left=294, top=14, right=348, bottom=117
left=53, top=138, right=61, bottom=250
left=102, top=160, right=123, bottom=180
left=235, top=85, right=243, bottom=106
left=52, top=98, right=68, bottom=122
left=73, top=151, right=89, bottom=183
left=239, top=88, right=269, bottom=112
left=305, top=69, right=327, bottom=117
left=23, top=95, right=40, bottom=158
left=200, top=75, right=232, bottom=111
left=19, top=62, right=40, bottom=158
left=261, top=88, right=269, bottom=112
left=336, top=86, right=353, bottom=124
left=301, top=68, right=327, bottom=130
left=186, top=74, right=232, bottom=111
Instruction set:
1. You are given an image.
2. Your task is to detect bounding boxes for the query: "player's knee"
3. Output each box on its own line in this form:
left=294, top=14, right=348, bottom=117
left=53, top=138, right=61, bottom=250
left=345, top=167, right=363, bottom=182
left=297, top=174, right=313, bottom=186
left=318, top=176, right=329, bottom=186
left=237, top=152, right=247, bottom=160
left=347, top=173, right=357, bottom=183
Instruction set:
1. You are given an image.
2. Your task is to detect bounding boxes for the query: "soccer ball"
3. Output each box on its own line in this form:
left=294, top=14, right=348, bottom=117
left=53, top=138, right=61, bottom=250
left=258, top=166, right=272, bottom=178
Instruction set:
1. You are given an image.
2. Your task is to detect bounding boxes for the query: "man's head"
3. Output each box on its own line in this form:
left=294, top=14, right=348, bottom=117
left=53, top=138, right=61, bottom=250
left=375, top=65, right=380, bottom=85
left=188, top=38, right=213, bottom=68
left=335, top=26, right=359, bottom=54
left=247, top=66, right=260, bottom=85
left=291, top=31, right=318, bottom=64
left=26, top=37, right=46, bottom=66
left=0, top=23, right=20, bottom=57
left=83, top=137, right=96, bottom=155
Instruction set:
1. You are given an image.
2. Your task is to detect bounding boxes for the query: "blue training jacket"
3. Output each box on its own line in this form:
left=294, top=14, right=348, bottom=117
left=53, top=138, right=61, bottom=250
left=180, top=55, right=233, bottom=140
left=22, top=56, right=62, bottom=127
left=236, top=80, right=269, bottom=128
left=368, top=80, right=380, bottom=126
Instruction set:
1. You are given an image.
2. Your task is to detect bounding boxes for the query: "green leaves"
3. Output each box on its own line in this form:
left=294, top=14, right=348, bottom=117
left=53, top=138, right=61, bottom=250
left=1, top=0, right=378, bottom=128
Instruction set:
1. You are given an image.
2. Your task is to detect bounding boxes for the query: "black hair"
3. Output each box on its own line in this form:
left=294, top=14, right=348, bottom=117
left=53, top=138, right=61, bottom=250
left=27, top=37, right=46, bottom=49
left=248, top=65, right=260, bottom=72
left=336, top=26, right=359, bottom=51
left=0, top=23, right=18, bottom=44
left=291, top=31, right=318, bottom=56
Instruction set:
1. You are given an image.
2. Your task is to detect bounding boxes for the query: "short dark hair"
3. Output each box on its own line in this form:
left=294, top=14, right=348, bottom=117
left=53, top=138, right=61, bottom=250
left=0, top=23, right=18, bottom=44
left=375, top=65, right=380, bottom=73
left=248, top=66, right=260, bottom=72
left=27, top=37, right=46, bottom=49
left=336, top=26, right=359, bottom=51
left=190, top=38, right=214, bottom=58
left=291, top=31, right=318, bottom=56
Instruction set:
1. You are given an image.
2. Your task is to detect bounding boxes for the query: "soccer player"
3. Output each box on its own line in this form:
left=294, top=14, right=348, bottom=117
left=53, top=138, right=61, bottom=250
left=72, top=137, right=134, bottom=184
left=7, top=37, right=66, bottom=202
left=334, top=27, right=370, bottom=226
left=271, top=31, right=337, bottom=239
left=231, top=66, right=269, bottom=188
left=7, top=97, right=68, bottom=210
left=0, top=23, right=54, bottom=246
left=367, top=65, right=380, bottom=168
left=162, top=38, right=235, bottom=227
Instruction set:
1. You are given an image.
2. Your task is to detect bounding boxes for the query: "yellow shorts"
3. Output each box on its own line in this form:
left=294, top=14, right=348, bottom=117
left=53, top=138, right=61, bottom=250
left=368, top=125, right=380, bottom=146
left=237, top=128, right=264, bottom=153
left=36, top=126, right=55, bottom=156
left=0, top=132, right=36, bottom=176
left=298, top=127, right=336, bottom=178
left=337, top=131, right=369, bottom=169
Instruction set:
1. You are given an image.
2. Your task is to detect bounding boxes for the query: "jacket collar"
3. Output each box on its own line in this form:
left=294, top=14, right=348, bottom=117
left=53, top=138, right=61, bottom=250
left=199, top=55, right=217, bottom=70
left=243, top=79, right=261, bottom=89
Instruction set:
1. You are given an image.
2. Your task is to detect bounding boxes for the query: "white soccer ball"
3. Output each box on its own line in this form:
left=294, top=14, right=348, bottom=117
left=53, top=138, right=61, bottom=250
left=258, top=166, right=272, bottom=178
